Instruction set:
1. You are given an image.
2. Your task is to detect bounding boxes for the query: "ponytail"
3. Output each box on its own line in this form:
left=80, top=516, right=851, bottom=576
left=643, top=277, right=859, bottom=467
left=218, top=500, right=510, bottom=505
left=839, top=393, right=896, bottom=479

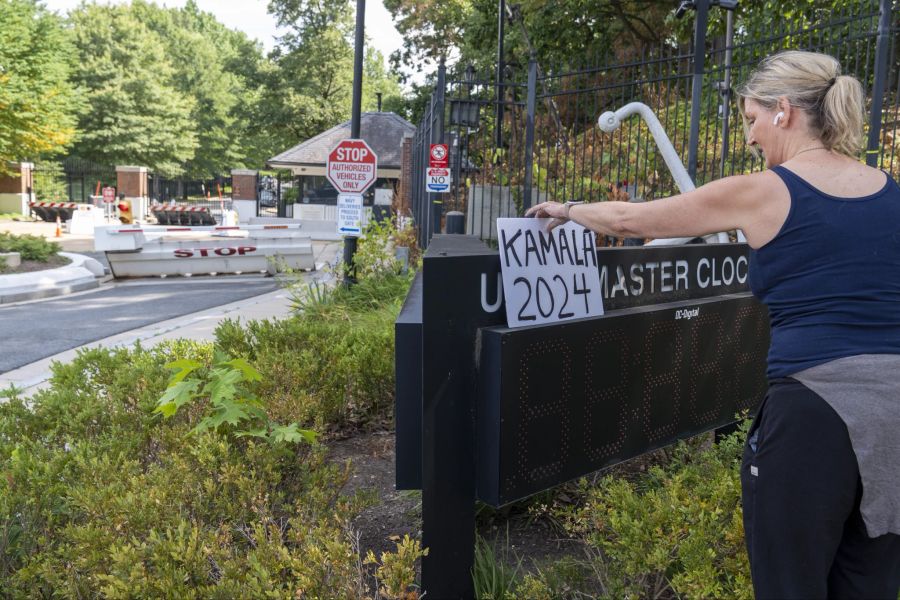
left=821, top=74, right=865, bottom=158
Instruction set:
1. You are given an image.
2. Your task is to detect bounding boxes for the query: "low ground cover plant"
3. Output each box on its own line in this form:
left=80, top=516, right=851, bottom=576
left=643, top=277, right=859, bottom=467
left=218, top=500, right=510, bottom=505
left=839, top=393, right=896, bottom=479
left=0, top=232, right=59, bottom=262
left=492, top=426, right=753, bottom=599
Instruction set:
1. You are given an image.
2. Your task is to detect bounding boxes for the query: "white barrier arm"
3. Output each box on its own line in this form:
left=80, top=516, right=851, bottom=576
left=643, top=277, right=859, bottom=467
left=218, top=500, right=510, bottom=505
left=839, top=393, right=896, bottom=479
left=597, top=102, right=731, bottom=245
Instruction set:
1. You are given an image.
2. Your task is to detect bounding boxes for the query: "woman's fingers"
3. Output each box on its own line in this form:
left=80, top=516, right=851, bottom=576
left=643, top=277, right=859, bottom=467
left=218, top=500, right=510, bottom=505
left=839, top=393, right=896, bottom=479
left=525, top=201, right=561, bottom=219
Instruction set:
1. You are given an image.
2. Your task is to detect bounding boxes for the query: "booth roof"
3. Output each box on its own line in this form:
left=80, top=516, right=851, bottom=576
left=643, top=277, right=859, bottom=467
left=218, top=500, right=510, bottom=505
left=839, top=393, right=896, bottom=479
left=267, top=112, right=415, bottom=170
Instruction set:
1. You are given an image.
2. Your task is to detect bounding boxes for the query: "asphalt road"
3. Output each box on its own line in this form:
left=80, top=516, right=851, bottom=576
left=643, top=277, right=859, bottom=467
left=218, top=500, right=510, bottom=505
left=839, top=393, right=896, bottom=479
left=0, top=277, right=280, bottom=373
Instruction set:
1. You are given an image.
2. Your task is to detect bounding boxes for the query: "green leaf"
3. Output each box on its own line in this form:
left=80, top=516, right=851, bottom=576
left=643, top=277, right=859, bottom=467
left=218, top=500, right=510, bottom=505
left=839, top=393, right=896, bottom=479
left=165, top=358, right=202, bottom=385
left=225, top=357, right=262, bottom=382
left=269, top=423, right=318, bottom=445
left=197, top=400, right=252, bottom=432
left=153, top=380, right=201, bottom=417
left=203, top=367, right=242, bottom=406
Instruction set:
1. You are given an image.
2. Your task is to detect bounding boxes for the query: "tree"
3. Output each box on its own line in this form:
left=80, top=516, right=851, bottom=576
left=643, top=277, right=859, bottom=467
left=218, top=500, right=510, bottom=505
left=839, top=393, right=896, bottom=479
left=362, top=47, right=404, bottom=113
left=132, top=0, right=272, bottom=177
left=68, top=3, right=197, bottom=175
left=261, top=0, right=356, bottom=148
left=0, top=0, right=78, bottom=171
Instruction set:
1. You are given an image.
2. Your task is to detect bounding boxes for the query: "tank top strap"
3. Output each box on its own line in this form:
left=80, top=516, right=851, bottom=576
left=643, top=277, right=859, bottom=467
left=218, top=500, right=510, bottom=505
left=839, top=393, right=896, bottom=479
left=768, top=165, right=805, bottom=196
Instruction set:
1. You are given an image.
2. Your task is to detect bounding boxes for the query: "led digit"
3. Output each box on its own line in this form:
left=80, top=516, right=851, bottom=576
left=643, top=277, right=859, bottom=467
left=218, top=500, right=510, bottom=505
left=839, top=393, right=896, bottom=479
left=584, top=330, right=631, bottom=460
left=687, top=311, right=727, bottom=424
left=641, top=321, right=684, bottom=443
left=514, top=337, right=572, bottom=488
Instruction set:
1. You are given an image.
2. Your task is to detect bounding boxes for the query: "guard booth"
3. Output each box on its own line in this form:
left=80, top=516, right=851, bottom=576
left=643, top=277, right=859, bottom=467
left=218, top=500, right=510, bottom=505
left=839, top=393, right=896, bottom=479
left=395, top=234, right=770, bottom=598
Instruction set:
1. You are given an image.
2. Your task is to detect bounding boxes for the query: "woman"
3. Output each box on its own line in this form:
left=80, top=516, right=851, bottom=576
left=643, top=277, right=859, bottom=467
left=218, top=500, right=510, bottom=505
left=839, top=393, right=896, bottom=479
left=526, top=50, right=900, bottom=599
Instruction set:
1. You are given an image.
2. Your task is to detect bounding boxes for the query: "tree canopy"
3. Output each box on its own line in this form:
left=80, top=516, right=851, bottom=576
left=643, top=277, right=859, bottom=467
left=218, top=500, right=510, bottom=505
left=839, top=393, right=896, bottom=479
left=0, top=0, right=78, bottom=172
left=0, top=0, right=407, bottom=175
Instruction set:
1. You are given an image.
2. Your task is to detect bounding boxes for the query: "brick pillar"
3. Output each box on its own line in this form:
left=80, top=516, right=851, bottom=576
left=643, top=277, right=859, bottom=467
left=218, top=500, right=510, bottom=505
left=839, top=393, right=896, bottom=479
left=399, top=135, right=413, bottom=215
left=231, top=169, right=259, bottom=224
left=0, top=162, right=34, bottom=216
left=116, top=166, right=149, bottom=221
left=231, top=169, right=258, bottom=200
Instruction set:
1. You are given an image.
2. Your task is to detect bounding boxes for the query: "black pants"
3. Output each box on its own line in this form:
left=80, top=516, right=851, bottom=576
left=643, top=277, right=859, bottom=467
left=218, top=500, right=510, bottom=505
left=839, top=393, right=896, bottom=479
left=741, top=378, right=900, bottom=599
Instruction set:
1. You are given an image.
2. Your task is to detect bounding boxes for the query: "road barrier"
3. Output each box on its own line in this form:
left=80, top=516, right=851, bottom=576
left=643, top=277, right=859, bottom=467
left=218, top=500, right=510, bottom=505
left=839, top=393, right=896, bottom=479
left=151, top=205, right=217, bottom=226
left=94, top=224, right=314, bottom=277
left=29, top=201, right=79, bottom=223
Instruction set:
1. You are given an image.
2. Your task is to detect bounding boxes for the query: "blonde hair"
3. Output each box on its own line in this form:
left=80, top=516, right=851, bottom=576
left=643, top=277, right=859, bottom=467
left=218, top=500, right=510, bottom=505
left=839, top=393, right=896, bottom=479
left=737, top=50, right=865, bottom=158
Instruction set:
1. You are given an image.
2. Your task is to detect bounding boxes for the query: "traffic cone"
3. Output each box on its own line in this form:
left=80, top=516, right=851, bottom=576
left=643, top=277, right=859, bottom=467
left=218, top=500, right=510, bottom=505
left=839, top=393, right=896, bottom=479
left=55, top=215, right=62, bottom=238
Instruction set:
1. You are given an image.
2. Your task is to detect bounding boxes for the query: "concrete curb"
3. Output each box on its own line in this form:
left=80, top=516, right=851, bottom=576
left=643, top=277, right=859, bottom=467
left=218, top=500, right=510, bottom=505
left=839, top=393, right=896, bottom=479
left=0, top=252, right=105, bottom=304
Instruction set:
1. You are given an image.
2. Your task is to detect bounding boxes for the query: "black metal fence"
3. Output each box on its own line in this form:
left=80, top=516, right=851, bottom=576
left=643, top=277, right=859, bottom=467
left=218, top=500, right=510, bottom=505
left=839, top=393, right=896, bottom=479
left=257, top=172, right=294, bottom=219
left=412, top=0, right=900, bottom=248
left=31, top=159, right=117, bottom=203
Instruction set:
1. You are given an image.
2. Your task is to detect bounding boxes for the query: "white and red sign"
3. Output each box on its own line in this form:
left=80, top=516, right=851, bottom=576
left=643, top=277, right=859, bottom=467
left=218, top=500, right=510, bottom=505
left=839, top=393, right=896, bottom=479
left=430, top=144, right=449, bottom=167
left=426, top=143, right=452, bottom=192
left=102, top=187, right=116, bottom=203
left=327, top=139, right=378, bottom=194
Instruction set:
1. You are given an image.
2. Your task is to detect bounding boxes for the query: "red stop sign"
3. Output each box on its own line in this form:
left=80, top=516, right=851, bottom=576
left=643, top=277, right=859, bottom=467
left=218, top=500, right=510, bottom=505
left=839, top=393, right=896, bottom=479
left=326, top=139, right=378, bottom=194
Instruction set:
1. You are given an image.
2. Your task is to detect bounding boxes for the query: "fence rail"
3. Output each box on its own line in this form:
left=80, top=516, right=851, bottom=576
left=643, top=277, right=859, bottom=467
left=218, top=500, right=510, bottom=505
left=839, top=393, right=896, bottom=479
left=411, top=0, right=900, bottom=249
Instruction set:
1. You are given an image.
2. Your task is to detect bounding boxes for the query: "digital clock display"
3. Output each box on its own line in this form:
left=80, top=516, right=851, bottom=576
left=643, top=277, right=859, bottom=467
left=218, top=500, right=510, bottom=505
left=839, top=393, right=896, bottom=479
left=476, top=293, right=769, bottom=507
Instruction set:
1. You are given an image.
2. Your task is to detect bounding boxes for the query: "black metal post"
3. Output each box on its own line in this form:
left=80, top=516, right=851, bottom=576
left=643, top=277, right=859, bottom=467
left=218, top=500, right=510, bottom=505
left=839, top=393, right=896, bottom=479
left=522, top=59, right=537, bottom=212
left=495, top=0, right=505, bottom=148
left=718, top=6, right=735, bottom=179
left=687, top=0, right=710, bottom=182
left=430, top=63, right=446, bottom=240
left=866, top=0, right=892, bottom=168
left=344, top=0, right=366, bottom=285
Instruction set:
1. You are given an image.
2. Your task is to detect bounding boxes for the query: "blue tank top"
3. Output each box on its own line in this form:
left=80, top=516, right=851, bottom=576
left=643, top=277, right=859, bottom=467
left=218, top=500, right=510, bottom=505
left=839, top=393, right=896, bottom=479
left=749, top=165, right=900, bottom=378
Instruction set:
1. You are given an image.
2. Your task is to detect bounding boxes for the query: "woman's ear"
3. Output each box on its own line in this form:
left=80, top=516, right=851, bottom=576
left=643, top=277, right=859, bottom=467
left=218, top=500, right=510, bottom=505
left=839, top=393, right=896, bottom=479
left=776, top=96, right=792, bottom=126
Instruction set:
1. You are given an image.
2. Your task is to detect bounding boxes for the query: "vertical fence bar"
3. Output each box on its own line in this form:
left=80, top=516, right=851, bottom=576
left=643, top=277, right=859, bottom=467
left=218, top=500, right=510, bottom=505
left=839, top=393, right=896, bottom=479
left=866, top=0, right=893, bottom=167
left=522, top=59, right=537, bottom=213
left=431, top=63, right=447, bottom=235
left=687, top=0, right=710, bottom=182
left=495, top=0, right=505, bottom=149
left=719, top=8, right=735, bottom=180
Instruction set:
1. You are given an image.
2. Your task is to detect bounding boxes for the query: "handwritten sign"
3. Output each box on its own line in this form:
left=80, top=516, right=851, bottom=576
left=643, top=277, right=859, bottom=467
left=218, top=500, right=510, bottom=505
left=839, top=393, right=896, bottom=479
left=497, top=218, right=604, bottom=328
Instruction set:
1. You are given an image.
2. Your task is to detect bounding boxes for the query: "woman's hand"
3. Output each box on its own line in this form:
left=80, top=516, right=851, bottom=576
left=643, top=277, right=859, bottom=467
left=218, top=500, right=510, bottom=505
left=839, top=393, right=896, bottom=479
left=525, top=201, right=571, bottom=231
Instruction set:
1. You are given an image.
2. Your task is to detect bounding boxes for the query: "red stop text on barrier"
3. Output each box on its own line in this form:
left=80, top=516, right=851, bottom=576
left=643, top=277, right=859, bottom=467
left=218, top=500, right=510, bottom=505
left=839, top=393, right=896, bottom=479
left=173, top=246, right=257, bottom=258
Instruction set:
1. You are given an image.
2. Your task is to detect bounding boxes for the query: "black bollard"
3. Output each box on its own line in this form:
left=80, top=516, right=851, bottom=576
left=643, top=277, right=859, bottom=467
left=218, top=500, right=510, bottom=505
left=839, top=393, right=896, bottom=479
left=444, top=211, right=465, bottom=234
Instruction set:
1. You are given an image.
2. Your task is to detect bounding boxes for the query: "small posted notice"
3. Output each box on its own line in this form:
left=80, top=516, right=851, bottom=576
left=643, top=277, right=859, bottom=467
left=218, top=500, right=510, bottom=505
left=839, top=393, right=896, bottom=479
left=497, top=218, right=604, bottom=328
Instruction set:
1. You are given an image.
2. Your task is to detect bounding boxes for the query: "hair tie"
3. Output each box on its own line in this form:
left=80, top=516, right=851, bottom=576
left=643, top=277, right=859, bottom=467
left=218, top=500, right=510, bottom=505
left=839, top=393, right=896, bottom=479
left=828, top=77, right=837, bottom=87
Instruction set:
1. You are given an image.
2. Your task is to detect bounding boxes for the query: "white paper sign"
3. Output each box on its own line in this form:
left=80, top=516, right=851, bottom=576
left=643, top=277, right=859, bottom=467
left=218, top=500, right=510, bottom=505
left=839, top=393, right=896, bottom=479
left=337, top=193, right=363, bottom=236
left=497, top=218, right=604, bottom=327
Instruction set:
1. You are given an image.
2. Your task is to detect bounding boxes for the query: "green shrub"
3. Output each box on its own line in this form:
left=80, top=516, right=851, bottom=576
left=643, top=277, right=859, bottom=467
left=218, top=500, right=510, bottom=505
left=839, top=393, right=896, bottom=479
left=0, top=232, right=59, bottom=262
left=0, top=255, right=6, bottom=272
left=351, top=218, right=420, bottom=280
left=214, top=298, right=398, bottom=431
left=219, top=239, right=414, bottom=431
left=0, top=343, right=368, bottom=598
left=154, top=351, right=317, bottom=446
left=552, top=425, right=753, bottom=599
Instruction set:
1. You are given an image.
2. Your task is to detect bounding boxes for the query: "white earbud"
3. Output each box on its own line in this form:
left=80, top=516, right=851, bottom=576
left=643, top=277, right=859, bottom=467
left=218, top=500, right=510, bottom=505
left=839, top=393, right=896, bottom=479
left=773, top=112, right=785, bottom=125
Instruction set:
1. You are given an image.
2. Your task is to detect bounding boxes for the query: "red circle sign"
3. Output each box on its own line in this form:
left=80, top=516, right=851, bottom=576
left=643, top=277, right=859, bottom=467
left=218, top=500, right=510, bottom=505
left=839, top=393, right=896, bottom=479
left=430, top=144, right=448, bottom=162
left=326, top=139, right=378, bottom=194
